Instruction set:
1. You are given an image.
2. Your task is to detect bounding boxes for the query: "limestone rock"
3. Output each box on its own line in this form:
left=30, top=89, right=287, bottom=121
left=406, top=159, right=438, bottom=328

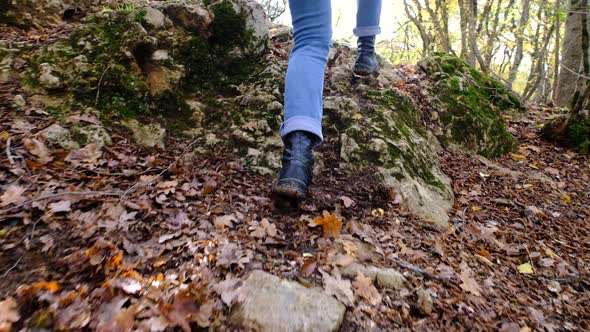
left=71, top=125, right=112, bottom=148
left=341, top=264, right=406, bottom=290
left=142, top=7, right=167, bottom=31
left=40, top=124, right=80, bottom=150
left=416, top=288, right=434, bottom=315
left=231, top=270, right=346, bottom=332
left=122, top=119, right=165, bottom=149
left=160, top=2, right=212, bottom=34
left=38, top=63, right=62, bottom=90
left=13, top=95, right=26, bottom=109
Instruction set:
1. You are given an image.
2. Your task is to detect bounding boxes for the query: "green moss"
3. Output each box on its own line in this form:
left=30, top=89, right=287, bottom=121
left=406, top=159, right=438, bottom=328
left=566, top=115, right=590, bottom=154
left=176, top=1, right=260, bottom=94
left=423, top=53, right=518, bottom=157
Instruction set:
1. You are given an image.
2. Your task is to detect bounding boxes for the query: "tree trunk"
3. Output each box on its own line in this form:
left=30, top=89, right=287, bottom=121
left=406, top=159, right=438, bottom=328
left=555, top=0, right=589, bottom=107
left=507, top=0, right=531, bottom=89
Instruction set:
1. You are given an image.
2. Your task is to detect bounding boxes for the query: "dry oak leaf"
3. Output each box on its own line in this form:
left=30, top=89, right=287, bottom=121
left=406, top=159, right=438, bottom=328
left=459, top=262, right=482, bottom=296
left=249, top=218, right=277, bottom=239
left=0, top=185, right=26, bottom=207
left=352, top=272, right=382, bottom=306
left=65, top=143, right=102, bottom=167
left=49, top=200, right=72, bottom=213
left=310, top=211, right=343, bottom=238
left=0, top=298, right=20, bottom=332
left=156, top=180, right=178, bottom=195
left=23, top=138, right=53, bottom=164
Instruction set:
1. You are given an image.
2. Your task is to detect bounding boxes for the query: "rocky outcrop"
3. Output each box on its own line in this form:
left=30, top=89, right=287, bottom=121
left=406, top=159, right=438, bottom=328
left=9, top=2, right=522, bottom=225
left=0, top=0, right=95, bottom=27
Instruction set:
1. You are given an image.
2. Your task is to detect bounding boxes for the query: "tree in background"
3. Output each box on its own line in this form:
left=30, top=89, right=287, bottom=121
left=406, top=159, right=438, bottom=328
left=259, top=0, right=286, bottom=22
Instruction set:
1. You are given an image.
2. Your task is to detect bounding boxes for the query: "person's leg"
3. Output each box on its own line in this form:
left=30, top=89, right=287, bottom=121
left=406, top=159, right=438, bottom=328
left=280, top=0, right=332, bottom=142
left=273, top=0, right=332, bottom=200
left=353, top=0, right=382, bottom=75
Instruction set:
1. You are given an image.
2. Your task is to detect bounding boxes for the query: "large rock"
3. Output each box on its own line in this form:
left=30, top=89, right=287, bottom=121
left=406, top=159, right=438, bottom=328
left=230, top=271, right=346, bottom=332
left=419, top=53, right=522, bottom=157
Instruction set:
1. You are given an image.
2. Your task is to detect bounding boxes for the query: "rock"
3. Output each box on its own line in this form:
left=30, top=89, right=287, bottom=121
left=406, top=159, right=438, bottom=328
left=40, top=124, right=80, bottom=150
left=0, top=0, right=93, bottom=28
left=71, top=125, right=112, bottom=148
left=341, top=263, right=406, bottom=290
left=145, top=65, right=184, bottom=96
left=231, top=270, right=345, bottom=332
left=223, top=0, right=269, bottom=54
left=160, top=2, right=212, bottom=34
left=38, top=63, right=62, bottom=89
left=13, top=95, right=26, bottom=108
left=151, top=50, right=169, bottom=62
left=142, top=7, right=167, bottom=31
left=416, top=288, right=434, bottom=315
left=122, top=119, right=165, bottom=149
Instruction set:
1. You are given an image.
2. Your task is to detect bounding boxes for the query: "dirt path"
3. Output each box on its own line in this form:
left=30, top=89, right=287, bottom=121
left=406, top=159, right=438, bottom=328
left=1, top=25, right=589, bottom=332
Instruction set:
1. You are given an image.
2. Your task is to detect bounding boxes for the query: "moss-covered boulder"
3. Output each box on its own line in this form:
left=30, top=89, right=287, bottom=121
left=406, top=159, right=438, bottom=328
left=543, top=113, right=590, bottom=154
left=22, top=0, right=268, bottom=142
left=419, top=53, right=523, bottom=157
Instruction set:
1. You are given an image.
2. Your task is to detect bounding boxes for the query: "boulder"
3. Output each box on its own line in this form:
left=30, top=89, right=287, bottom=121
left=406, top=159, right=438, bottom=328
left=230, top=270, right=346, bottom=332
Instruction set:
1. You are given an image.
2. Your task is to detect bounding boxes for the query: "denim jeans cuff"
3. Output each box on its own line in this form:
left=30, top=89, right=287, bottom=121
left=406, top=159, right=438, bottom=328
left=353, top=26, right=381, bottom=37
left=280, top=116, right=323, bottom=143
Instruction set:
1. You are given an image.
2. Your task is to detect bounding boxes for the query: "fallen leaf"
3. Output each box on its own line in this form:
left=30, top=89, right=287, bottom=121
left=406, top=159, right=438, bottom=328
left=352, top=272, right=381, bottom=306
left=301, top=258, right=317, bottom=277
left=561, top=193, right=572, bottom=204
left=310, top=211, right=343, bottom=238
left=24, top=138, right=53, bottom=164
left=544, top=248, right=560, bottom=260
left=320, top=269, right=354, bottom=306
left=65, top=143, right=102, bottom=168
left=0, top=298, right=20, bottom=332
left=459, top=262, right=482, bottom=296
left=249, top=218, right=277, bottom=239
left=518, top=263, right=534, bottom=274
left=371, top=208, right=384, bottom=217
left=510, top=153, right=527, bottom=161
left=0, top=185, right=26, bottom=207
left=203, top=177, right=217, bottom=195
left=156, top=180, right=178, bottom=194
left=340, top=196, right=355, bottom=208
left=49, top=200, right=72, bottom=213
left=471, top=206, right=482, bottom=212
left=215, top=214, right=237, bottom=231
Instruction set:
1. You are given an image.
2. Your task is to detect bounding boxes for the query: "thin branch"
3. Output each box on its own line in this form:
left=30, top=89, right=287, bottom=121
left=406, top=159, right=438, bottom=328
left=6, top=137, right=15, bottom=165
left=2, top=256, right=22, bottom=278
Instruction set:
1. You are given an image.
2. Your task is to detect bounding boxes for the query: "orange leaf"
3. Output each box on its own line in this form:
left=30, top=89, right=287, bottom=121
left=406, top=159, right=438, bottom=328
left=311, top=211, right=343, bottom=238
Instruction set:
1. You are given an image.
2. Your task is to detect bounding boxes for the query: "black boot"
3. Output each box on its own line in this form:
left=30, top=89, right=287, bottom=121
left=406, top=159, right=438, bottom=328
left=353, top=35, right=379, bottom=76
left=272, top=131, right=317, bottom=200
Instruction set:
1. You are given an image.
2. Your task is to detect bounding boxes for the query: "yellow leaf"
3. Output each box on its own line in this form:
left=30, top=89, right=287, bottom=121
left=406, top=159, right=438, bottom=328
left=371, top=208, right=384, bottom=217
left=471, top=206, right=482, bottom=212
left=545, top=248, right=560, bottom=260
left=518, top=263, right=534, bottom=274
left=311, top=211, right=343, bottom=238
left=520, top=327, right=532, bottom=332
left=352, top=113, right=363, bottom=120
left=528, top=164, right=539, bottom=170
left=0, top=229, right=7, bottom=237
left=510, top=153, right=527, bottom=161
left=561, top=193, right=572, bottom=204
left=0, top=131, right=9, bottom=140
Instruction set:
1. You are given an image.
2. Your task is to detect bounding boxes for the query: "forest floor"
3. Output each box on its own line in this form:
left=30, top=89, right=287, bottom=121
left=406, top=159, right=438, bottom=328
left=0, top=25, right=589, bottom=331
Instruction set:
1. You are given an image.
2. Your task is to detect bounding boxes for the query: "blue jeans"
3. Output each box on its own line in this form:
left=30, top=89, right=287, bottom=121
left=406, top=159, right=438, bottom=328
left=280, top=0, right=382, bottom=142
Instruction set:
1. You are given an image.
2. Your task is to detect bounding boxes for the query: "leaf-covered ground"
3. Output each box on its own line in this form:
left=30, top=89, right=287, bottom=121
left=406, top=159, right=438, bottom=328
left=1, top=25, right=589, bottom=331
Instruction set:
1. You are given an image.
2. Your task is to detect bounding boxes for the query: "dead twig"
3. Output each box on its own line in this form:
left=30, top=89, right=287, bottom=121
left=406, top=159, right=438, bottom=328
left=95, top=65, right=112, bottom=107
left=6, top=137, right=15, bottom=165
left=2, top=256, right=22, bottom=278
left=120, top=139, right=200, bottom=200
left=390, top=257, right=455, bottom=283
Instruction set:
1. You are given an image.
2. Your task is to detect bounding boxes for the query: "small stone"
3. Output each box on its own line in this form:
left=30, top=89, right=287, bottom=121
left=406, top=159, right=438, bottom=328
left=267, top=100, right=283, bottom=112
left=151, top=50, right=169, bottom=62
left=231, top=271, right=345, bottom=332
left=341, top=264, right=406, bottom=290
left=38, top=63, right=62, bottom=89
left=142, top=7, right=167, bottom=30
left=13, top=94, right=26, bottom=108
left=122, top=119, right=166, bottom=149
left=416, top=288, right=434, bottom=315
left=40, top=124, right=80, bottom=150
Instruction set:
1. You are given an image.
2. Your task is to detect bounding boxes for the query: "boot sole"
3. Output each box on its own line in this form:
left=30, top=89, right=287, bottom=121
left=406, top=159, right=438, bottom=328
left=272, top=180, right=307, bottom=200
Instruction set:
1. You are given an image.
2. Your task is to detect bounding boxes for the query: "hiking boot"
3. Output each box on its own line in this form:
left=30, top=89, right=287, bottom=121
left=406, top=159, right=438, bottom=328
left=353, top=35, right=379, bottom=76
left=272, top=131, right=317, bottom=200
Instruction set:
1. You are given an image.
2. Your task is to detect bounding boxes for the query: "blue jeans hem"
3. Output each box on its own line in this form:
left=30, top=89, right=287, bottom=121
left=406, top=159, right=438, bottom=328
left=353, top=26, right=381, bottom=37
left=280, top=116, right=323, bottom=142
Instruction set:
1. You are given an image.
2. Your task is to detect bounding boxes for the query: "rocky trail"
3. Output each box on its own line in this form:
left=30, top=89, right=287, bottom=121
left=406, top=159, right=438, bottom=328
left=1, top=1, right=589, bottom=331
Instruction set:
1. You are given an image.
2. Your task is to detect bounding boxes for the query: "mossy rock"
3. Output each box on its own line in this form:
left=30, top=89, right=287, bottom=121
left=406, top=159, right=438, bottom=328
left=420, top=53, right=522, bottom=157
left=24, top=1, right=268, bottom=122
left=543, top=114, right=590, bottom=154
